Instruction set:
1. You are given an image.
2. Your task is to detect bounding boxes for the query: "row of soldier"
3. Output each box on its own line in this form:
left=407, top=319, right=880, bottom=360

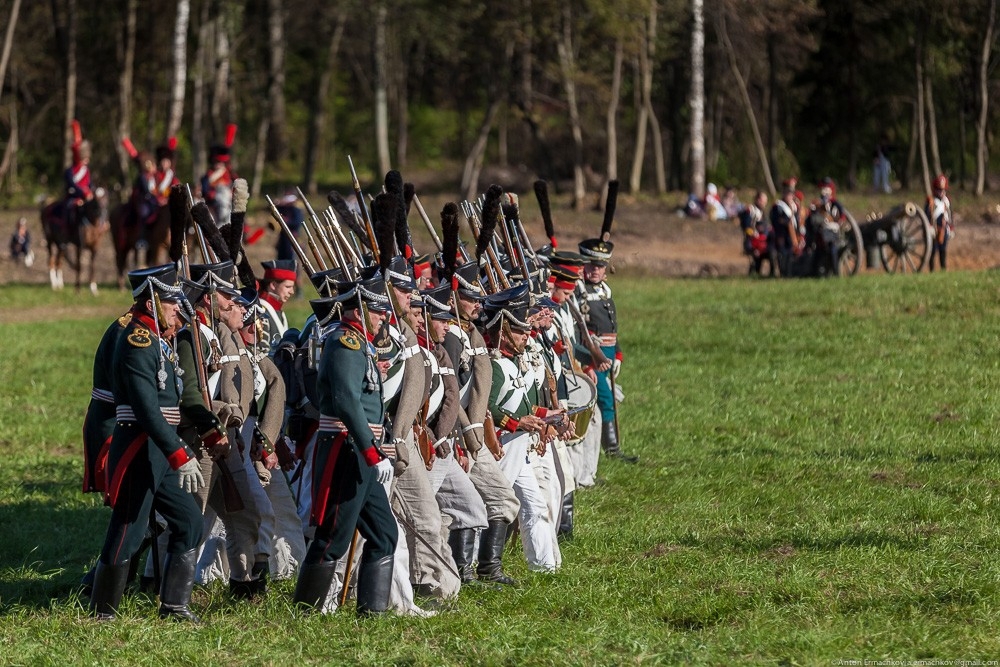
left=80, top=171, right=637, bottom=621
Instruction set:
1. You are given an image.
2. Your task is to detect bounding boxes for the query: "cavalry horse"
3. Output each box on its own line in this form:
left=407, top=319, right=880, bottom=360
left=40, top=189, right=110, bottom=294
left=109, top=200, right=173, bottom=290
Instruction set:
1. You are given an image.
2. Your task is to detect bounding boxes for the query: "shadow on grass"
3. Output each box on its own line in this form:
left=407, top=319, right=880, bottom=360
left=0, top=497, right=109, bottom=612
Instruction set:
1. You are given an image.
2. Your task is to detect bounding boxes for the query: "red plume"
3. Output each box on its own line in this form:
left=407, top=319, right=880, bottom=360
left=224, top=124, right=238, bottom=148
left=167, top=136, right=178, bottom=152
left=71, top=120, right=83, bottom=146
left=121, top=137, right=138, bottom=159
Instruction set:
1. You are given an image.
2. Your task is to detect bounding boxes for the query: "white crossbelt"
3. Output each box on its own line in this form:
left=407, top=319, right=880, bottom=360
left=594, top=333, right=617, bottom=346
left=91, top=388, right=114, bottom=403
left=318, top=415, right=384, bottom=439
left=116, top=405, right=182, bottom=426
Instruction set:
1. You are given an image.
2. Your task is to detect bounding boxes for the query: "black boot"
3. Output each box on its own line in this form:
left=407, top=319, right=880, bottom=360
left=476, top=520, right=516, bottom=586
left=158, top=549, right=201, bottom=623
left=229, top=578, right=257, bottom=601
left=251, top=558, right=269, bottom=597
left=447, top=528, right=477, bottom=584
left=356, top=555, right=393, bottom=617
left=601, top=420, right=638, bottom=463
left=89, top=560, right=130, bottom=620
left=80, top=564, right=96, bottom=597
left=558, top=492, right=574, bottom=541
left=292, top=561, right=337, bottom=612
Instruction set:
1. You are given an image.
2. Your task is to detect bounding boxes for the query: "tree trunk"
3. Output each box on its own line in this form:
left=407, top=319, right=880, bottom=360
left=556, top=3, right=586, bottom=209
left=925, top=72, right=942, bottom=177
left=251, top=115, right=269, bottom=201
left=166, top=0, right=189, bottom=139
left=395, top=40, right=408, bottom=169
left=645, top=2, right=665, bottom=194
left=0, top=78, right=18, bottom=188
left=116, top=0, right=137, bottom=188
left=374, top=2, right=391, bottom=175
left=916, top=41, right=931, bottom=196
left=976, top=0, right=996, bottom=196
left=766, top=37, right=777, bottom=183
left=959, top=93, right=967, bottom=189
left=716, top=12, right=775, bottom=197
left=460, top=99, right=501, bottom=201
left=191, top=3, right=210, bottom=183
left=267, top=0, right=287, bottom=162
left=0, top=0, right=23, bottom=109
left=628, top=56, right=649, bottom=194
left=212, top=12, right=231, bottom=142
left=602, top=39, right=623, bottom=209
left=303, top=9, right=346, bottom=194
left=904, top=99, right=917, bottom=190
left=689, top=0, right=705, bottom=198
left=60, top=0, right=77, bottom=168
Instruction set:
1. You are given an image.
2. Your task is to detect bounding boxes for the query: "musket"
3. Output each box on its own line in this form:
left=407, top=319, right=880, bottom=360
left=347, top=155, right=380, bottom=264
left=460, top=201, right=499, bottom=293
left=566, top=296, right=610, bottom=368
left=501, top=197, right=531, bottom=285
left=411, top=193, right=443, bottom=252
left=462, top=201, right=509, bottom=291
left=265, top=195, right=318, bottom=276
left=324, top=207, right=361, bottom=268
left=293, top=197, right=329, bottom=272
left=185, top=184, right=212, bottom=262
left=296, top=187, right=339, bottom=269
left=320, top=209, right=353, bottom=278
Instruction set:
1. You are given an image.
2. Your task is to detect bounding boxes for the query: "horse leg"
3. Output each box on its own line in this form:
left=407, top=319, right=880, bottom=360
left=48, top=244, right=58, bottom=290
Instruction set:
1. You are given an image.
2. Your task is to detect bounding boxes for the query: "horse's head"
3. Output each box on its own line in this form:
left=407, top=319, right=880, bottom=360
left=81, top=188, right=109, bottom=228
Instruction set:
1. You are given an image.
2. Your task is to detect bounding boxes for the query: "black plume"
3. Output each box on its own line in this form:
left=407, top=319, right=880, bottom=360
left=476, top=185, right=503, bottom=261
left=394, top=181, right=413, bottom=261
left=384, top=169, right=403, bottom=197
left=372, top=192, right=398, bottom=272
left=235, top=255, right=257, bottom=290
left=534, top=179, right=556, bottom=247
left=403, top=182, right=415, bottom=218
left=190, top=202, right=230, bottom=262
left=168, top=185, right=189, bottom=263
left=601, top=179, right=619, bottom=241
left=440, top=202, right=460, bottom=281
left=327, top=190, right=371, bottom=250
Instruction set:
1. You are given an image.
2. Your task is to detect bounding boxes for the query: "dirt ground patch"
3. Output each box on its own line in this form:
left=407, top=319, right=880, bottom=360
left=4, top=190, right=1000, bottom=287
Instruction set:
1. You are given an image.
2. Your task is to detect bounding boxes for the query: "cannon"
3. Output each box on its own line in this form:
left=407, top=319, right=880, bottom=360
left=857, top=202, right=933, bottom=273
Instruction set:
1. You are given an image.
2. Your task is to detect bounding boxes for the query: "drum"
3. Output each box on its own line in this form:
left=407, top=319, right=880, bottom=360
left=564, top=371, right=596, bottom=444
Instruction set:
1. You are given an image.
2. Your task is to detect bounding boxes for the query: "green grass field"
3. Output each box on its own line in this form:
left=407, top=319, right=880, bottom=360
left=3, top=272, right=1000, bottom=665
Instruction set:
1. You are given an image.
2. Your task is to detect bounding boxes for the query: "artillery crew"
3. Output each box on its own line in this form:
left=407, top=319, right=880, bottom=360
left=80, top=174, right=636, bottom=622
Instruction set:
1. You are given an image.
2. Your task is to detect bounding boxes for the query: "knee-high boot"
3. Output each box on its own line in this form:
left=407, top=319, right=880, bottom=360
left=89, top=560, right=130, bottom=620
left=158, top=549, right=201, bottom=623
left=292, top=561, right=337, bottom=612
left=476, top=520, right=516, bottom=586
left=356, top=555, right=393, bottom=617
left=447, top=528, right=477, bottom=584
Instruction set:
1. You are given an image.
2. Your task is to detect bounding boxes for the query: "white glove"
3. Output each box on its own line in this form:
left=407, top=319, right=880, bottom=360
left=611, top=358, right=622, bottom=380
left=177, top=458, right=205, bottom=493
left=375, top=458, right=393, bottom=486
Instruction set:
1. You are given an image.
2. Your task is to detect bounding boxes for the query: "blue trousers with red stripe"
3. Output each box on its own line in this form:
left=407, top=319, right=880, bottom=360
left=305, top=432, right=397, bottom=566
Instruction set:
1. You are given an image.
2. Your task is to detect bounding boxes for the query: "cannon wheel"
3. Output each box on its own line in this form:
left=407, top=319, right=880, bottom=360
left=878, top=206, right=933, bottom=273
left=838, top=210, right=864, bottom=276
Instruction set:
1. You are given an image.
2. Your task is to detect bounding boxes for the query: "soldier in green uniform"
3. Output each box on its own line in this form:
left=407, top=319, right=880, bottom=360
left=89, top=265, right=210, bottom=622
left=292, top=274, right=398, bottom=616
left=577, top=239, right=638, bottom=463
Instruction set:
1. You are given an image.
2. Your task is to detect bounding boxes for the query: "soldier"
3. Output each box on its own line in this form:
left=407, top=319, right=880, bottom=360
left=927, top=173, right=954, bottom=272
left=89, top=265, right=209, bottom=622
left=201, top=124, right=237, bottom=226
left=770, top=186, right=799, bottom=277
left=739, top=191, right=774, bottom=277
left=259, top=259, right=298, bottom=352
left=292, top=274, right=397, bottom=616
left=120, top=137, right=159, bottom=248
left=64, top=120, right=94, bottom=230
left=153, top=138, right=180, bottom=208
left=483, top=284, right=560, bottom=573
left=578, top=239, right=638, bottom=463
left=442, top=261, right=520, bottom=585
left=806, top=177, right=846, bottom=276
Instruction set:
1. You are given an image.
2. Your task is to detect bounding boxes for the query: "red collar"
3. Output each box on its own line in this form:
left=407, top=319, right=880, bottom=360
left=343, top=319, right=375, bottom=343
left=417, top=333, right=429, bottom=348
left=260, top=292, right=284, bottom=312
left=130, top=308, right=163, bottom=336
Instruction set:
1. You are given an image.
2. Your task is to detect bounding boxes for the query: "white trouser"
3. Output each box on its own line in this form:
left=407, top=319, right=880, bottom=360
left=497, top=432, right=557, bottom=572
left=567, top=412, right=601, bottom=487
left=240, top=419, right=276, bottom=568
left=529, top=448, right=562, bottom=568
left=428, top=451, right=489, bottom=531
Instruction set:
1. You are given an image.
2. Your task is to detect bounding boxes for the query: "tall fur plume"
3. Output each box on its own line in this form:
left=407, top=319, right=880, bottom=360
left=534, top=179, right=557, bottom=247
left=190, top=202, right=231, bottom=262
left=228, top=178, right=249, bottom=263
left=403, top=183, right=415, bottom=218
left=601, top=179, right=619, bottom=241
left=384, top=169, right=404, bottom=197
left=168, top=185, right=190, bottom=263
left=476, top=184, right=503, bottom=261
left=235, top=255, right=257, bottom=290
left=327, top=190, right=371, bottom=251
left=372, top=192, right=398, bottom=272
left=440, top=202, right=460, bottom=281
left=395, top=186, right=414, bottom=261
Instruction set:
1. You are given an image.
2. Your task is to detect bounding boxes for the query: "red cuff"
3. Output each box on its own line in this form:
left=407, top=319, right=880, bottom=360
left=532, top=407, right=548, bottom=419
left=552, top=340, right=566, bottom=355
left=615, top=351, right=623, bottom=362
left=167, top=446, right=194, bottom=470
left=498, top=415, right=519, bottom=432
left=201, top=428, right=225, bottom=448
left=455, top=443, right=466, bottom=458
left=362, top=446, right=383, bottom=467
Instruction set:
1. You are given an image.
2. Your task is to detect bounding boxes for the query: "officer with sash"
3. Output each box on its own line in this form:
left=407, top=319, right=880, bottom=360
left=89, top=265, right=207, bottom=622
left=293, top=274, right=397, bottom=616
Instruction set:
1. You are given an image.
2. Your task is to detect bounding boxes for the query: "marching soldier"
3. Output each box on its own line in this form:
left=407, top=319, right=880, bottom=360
left=259, top=259, right=298, bottom=352
left=89, top=265, right=208, bottom=622
left=578, top=239, right=638, bottom=463
left=293, top=274, right=397, bottom=616
left=442, top=261, right=520, bottom=585
left=927, top=173, right=954, bottom=272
